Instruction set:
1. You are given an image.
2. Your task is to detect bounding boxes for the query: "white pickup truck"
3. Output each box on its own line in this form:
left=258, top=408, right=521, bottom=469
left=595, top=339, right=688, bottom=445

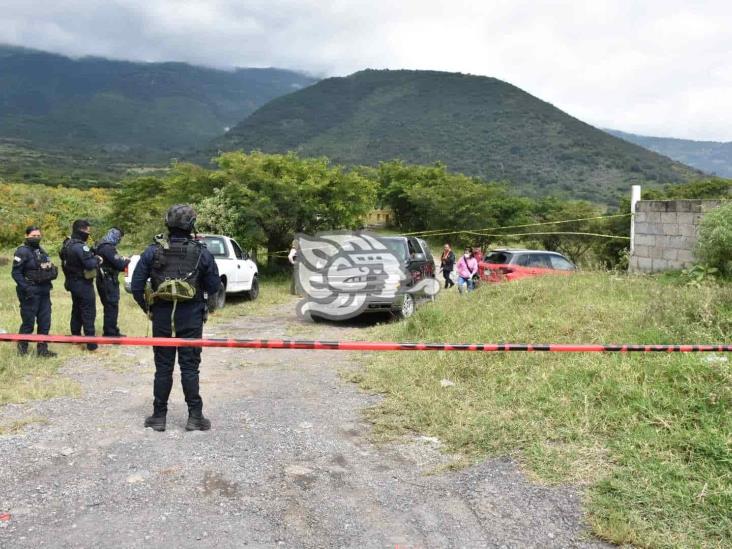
left=124, top=234, right=259, bottom=309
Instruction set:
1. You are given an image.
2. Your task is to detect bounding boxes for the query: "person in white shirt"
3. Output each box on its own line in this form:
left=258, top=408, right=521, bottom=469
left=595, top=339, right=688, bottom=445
left=288, top=240, right=300, bottom=295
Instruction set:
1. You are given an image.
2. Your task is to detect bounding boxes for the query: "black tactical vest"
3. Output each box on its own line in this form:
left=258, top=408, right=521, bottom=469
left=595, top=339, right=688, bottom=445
left=150, top=239, right=203, bottom=294
left=59, top=237, right=85, bottom=277
left=22, top=246, right=58, bottom=284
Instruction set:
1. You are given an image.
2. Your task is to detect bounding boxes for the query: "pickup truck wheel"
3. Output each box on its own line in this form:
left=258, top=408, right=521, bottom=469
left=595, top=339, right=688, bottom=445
left=394, top=293, right=415, bottom=319
left=210, top=281, right=226, bottom=311
left=245, top=276, right=259, bottom=301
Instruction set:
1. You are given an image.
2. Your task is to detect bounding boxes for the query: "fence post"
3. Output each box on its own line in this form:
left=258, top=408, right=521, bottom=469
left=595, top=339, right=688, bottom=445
left=630, top=185, right=641, bottom=255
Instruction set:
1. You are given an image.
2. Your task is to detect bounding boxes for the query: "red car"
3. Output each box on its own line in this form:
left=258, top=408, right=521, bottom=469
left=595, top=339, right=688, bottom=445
left=479, top=249, right=576, bottom=283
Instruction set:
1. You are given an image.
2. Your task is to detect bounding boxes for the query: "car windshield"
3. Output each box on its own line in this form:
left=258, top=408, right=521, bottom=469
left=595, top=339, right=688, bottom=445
left=484, top=251, right=512, bottom=264
left=380, top=237, right=409, bottom=262
left=203, top=236, right=227, bottom=257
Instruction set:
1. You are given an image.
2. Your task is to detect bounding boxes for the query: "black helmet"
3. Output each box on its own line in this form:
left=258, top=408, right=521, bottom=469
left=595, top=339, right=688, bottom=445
left=165, top=204, right=197, bottom=232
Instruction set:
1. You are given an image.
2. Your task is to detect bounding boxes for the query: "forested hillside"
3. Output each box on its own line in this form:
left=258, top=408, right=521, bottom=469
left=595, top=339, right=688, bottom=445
left=216, top=69, right=702, bottom=203
left=0, top=45, right=314, bottom=185
left=607, top=129, right=732, bottom=178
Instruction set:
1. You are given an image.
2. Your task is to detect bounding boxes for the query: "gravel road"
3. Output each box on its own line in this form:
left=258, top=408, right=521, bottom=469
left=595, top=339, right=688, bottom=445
left=0, top=298, right=608, bottom=548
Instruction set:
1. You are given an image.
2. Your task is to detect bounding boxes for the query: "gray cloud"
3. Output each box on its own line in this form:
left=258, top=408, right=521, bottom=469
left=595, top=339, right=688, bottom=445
left=1, top=0, right=731, bottom=140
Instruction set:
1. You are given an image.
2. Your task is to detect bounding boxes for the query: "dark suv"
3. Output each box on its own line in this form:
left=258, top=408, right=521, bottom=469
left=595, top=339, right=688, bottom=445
left=362, top=236, right=436, bottom=318
left=479, top=249, right=576, bottom=283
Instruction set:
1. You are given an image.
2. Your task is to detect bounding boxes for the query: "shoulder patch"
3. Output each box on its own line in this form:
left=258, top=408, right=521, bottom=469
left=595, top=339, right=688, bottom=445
left=83, top=245, right=90, bottom=252
left=14, top=256, right=22, bottom=263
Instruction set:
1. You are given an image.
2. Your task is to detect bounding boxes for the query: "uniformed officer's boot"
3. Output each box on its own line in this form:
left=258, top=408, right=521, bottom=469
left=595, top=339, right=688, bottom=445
left=185, top=412, right=211, bottom=431
left=17, top=342, right=29, bottom=356
left=144, top=413, right=167, bottom=432
left=36, top=346, right=58, bottom=358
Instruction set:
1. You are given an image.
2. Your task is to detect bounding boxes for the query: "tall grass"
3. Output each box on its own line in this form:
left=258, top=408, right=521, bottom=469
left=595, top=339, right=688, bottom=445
left=0, top=264, right=150, bottom=405
left=359, top=273, right=732, bottom=547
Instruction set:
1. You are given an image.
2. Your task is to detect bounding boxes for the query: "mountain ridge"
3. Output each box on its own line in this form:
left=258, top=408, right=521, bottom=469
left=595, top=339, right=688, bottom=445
left=606, top=129, right=732, bottom=178
left=0, top=44, right=315, bottom=155
left=215, top=69, right=702, bottom=203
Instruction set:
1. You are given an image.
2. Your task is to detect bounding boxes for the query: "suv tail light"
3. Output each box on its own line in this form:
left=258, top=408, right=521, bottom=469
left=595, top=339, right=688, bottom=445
left=124, top=264, right=129, bottom=276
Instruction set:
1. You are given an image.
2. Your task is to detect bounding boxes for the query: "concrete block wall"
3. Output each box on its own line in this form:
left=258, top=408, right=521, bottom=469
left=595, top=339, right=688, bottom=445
left=629, top=200, right=722, bottom=273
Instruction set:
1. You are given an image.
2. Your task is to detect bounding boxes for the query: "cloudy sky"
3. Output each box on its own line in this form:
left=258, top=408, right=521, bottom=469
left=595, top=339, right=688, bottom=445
left=2, top=0, right=731, bottom=141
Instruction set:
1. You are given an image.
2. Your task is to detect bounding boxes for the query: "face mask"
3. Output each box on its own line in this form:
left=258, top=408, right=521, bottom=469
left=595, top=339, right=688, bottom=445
left=464, top=253, right=470, bottom=258
left=25, top=237, right=41, bottom=248
left=78, top=231, right=90, bottom=242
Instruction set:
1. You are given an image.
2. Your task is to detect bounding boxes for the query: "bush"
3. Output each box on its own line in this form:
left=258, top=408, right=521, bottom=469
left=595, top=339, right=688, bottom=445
left=0, top=183, right=113, bottom=250
left=696, top=202, right=732, bottom=276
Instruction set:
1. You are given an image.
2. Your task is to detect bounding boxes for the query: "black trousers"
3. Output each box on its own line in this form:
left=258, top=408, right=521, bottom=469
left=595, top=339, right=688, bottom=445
left=96, top=275, right=121, bottom=336
left=442, top=268, right=454, bottom=288
left=16, top=286, right=52, bottom=354
left=151, top=301, right=205, bottom=415
left=68, top=278, right=97, bottom=350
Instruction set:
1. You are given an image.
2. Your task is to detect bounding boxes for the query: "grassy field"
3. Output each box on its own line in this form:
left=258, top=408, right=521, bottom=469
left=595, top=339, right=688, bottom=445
left=3, top=254, right=730, bottom=546
left=0, top=264, right=148, bottom=406
left=357, top=273, right=731, bottom=548
left=0, top=263, right=292, bottom=406
left=211, top=273, right=291, bottom=322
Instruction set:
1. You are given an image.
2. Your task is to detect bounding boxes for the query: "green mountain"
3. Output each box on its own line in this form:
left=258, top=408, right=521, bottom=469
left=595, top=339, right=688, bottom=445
left=0, top=44, right=314, bottom=185
left=606, top=129, right=732, bottom=178
left=216, top=69, right=702, bottom=202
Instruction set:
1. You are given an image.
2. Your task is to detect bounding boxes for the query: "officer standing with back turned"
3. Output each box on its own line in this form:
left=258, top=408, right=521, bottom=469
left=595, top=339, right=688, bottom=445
left=131, top=205, right=220, bottom=432
left=11, top=226, right=58, bottom=357
left=60, top=219, right=101, bottom=351
left=95, top=227, right=130, bottom=337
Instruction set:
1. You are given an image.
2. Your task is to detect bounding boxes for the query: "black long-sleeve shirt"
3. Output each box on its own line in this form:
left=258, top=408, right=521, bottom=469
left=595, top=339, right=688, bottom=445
left=96, top=242, right=130, bottom=274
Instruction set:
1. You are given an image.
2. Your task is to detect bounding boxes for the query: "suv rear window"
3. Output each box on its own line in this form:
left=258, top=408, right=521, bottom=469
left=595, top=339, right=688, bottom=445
left=203, top=236, right=227, bottom=257
left=516, top=253, right=553, bottom=268
left=381, top=237, right=409, bottom=261
left=550, top=255, right=575, bottom=270
left=484, top=252, right=512, bottom=264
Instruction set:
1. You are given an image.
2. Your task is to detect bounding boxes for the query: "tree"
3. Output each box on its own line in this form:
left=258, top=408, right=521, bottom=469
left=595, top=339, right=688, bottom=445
left=376, top=160, right=533, bottom=247
left=198, top=152, right=377, bottom=265
left=696, top=202, right=732, bottom=276
left=663, top=178, right=731, bottom=199
left=111, top=175, right=170, bottom=246
left=531, top=199, right=605, bottom=263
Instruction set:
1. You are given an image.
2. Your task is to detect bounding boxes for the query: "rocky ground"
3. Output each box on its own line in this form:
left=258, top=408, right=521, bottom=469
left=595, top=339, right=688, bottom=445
left=0, top=298, right=608, bottom=548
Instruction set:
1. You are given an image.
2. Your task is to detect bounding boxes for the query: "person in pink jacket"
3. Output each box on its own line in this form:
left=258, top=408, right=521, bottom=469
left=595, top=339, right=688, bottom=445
left=456, top=247, right=478, bottom=293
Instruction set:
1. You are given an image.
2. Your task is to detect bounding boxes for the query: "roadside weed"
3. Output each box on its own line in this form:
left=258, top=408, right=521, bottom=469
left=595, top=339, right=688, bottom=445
left=361, top=273, right=732, bottom=547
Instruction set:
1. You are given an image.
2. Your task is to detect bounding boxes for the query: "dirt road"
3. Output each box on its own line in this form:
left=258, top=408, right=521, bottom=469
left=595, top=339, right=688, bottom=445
left=0, top=299, right=607, bottom=548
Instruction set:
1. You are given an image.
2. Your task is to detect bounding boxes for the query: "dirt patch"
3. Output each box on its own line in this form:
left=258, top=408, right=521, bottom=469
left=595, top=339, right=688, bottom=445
left=0, top=298, right=607, bottom=548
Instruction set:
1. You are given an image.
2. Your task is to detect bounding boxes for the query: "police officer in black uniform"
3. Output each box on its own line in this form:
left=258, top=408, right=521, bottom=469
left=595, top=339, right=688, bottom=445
left=131, top=205, right=220, bottom=432
left=60, top=219, right=101, bottom=351
left=11, top=226, right=58, bottom=357
left=95, top=227, right=130, bottom=337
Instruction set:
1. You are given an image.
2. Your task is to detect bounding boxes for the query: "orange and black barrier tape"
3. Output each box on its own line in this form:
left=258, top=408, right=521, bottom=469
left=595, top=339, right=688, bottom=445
left=1, top=334, right=731, bottom=352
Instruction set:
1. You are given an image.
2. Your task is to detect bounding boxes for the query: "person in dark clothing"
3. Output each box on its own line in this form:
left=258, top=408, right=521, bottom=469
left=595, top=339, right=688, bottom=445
left=440, top=243, right=456, bottom=289
left=131, top=204, right=221, bottom=432
left=60, top=219, right=101, bottom=351
left=11, top=226, right=58, bottom=357
left=95, top=228, right=130, bottom=337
